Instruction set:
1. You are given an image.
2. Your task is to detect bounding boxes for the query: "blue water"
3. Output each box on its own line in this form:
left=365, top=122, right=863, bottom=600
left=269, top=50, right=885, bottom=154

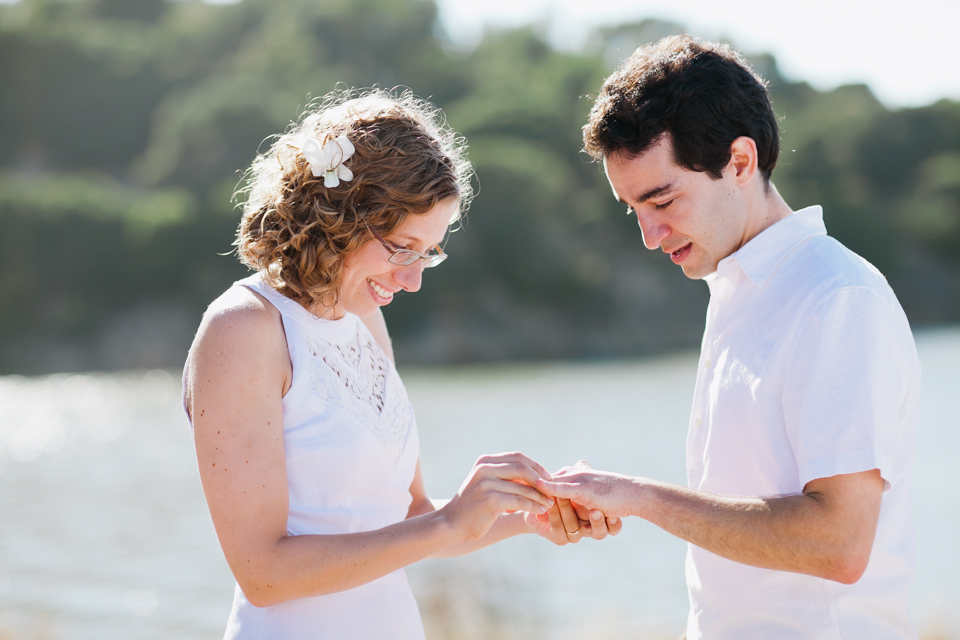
left=0, top=328, right=957, bottom=639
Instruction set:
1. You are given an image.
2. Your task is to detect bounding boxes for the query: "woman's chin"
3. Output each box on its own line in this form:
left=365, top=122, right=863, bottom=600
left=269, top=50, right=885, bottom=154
left=341, top=298, right=384, bottom=319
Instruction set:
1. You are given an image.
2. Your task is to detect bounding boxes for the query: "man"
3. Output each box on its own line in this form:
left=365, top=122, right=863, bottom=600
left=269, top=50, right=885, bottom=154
left=538, top=36, right=921, bottom=638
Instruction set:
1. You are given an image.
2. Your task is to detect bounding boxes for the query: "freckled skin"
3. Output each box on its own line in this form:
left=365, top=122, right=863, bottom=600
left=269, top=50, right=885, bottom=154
left=185, top=199, right=603, bottom=609
left=316, top=199, right=458, bottom=320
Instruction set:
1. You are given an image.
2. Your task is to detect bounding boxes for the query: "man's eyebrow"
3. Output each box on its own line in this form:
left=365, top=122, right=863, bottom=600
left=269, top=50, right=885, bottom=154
left=634, top=182, right=677, bottom=204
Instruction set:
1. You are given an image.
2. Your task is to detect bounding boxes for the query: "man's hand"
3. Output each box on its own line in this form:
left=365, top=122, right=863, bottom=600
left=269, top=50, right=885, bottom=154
left=526, top=461, right=624, bottom=544
left=536, top=462, right=638, bottom=520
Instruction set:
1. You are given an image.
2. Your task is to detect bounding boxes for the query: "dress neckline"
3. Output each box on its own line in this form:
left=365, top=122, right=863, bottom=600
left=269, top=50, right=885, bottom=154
left=235, top=273, right=358, bottom=344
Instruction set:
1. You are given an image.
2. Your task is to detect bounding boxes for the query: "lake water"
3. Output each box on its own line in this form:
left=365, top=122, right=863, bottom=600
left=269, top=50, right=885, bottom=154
left=1, top=328, right=958, bottom=640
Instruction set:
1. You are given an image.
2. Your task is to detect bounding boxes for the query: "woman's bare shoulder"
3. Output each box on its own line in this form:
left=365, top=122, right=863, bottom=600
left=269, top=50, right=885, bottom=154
left=186, top=284, right=291, bottom=415
left=189, top=285, right=288, bottom=375
left=202, top=285, right=281, bottom=333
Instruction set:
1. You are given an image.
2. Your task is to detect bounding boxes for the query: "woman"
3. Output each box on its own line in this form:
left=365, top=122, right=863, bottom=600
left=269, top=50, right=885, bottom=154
left=183, top=90, right=619, bottom=639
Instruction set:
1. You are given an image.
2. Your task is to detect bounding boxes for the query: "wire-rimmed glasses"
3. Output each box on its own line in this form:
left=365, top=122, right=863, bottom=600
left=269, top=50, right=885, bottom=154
left=364, top=222, right=447, bottom=268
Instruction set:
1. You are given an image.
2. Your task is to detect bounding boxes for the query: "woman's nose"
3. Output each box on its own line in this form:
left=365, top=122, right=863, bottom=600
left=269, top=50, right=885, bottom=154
left=394, top=260, right=425, bottom=292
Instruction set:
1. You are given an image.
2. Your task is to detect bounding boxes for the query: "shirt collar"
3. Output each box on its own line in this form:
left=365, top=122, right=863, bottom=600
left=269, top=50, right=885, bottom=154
left=712, top=205, right=827, bottom=288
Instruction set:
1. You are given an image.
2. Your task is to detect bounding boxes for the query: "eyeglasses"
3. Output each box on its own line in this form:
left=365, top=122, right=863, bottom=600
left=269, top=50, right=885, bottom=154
left=364, top=222, right=447, bottom=268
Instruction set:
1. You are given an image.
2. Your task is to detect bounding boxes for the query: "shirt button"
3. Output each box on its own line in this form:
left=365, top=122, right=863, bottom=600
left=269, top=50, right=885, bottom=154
left=694, top=417, right=703, bottom=427
left=703, top=358, right=713, bottom=369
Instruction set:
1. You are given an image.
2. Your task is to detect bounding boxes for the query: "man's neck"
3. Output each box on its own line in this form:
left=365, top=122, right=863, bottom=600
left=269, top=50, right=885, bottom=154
left=740, top=181, right=793, bottom=249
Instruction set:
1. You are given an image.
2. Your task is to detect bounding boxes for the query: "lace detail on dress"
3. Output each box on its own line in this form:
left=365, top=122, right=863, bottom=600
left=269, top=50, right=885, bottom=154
left=304, top=324, right=411, bottom=462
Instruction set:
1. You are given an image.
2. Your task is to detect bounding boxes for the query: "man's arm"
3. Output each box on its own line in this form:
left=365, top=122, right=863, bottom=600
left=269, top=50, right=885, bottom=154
left=537, top=467, right=883, bottom=584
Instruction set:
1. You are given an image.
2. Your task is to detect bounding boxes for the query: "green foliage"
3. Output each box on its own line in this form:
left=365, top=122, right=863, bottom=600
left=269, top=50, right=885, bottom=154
left=1, top=1, right=958, bottom=373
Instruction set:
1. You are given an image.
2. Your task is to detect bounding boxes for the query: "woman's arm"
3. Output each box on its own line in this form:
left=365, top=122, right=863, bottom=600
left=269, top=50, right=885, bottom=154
left=188, top=291, right=552, bottom=608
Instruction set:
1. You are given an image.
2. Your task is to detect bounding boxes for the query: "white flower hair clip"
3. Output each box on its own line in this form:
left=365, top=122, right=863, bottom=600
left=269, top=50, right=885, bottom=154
left=300, top=134, right=356, bottom=188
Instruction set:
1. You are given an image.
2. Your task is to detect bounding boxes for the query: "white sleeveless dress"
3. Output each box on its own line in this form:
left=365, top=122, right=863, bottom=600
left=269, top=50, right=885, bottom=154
left=185, top=273, right=424, bottom=640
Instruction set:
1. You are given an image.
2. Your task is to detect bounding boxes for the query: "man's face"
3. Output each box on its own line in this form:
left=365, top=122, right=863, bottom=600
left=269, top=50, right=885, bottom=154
left=604, top=136, right=749, bottom=280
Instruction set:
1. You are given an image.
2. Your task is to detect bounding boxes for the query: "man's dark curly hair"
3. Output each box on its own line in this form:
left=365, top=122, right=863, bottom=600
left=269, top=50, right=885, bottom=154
left=583, top=35, right=779, bottom=184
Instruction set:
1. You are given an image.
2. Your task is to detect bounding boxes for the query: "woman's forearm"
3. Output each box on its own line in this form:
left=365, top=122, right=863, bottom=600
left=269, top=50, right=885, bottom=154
left=412, top=497, right=532, bottom=559
left=234, top=450, right=554, bottom=607
left=429, top=511, right=530, bottom=558
left=241, top=508, right=460, bottom=607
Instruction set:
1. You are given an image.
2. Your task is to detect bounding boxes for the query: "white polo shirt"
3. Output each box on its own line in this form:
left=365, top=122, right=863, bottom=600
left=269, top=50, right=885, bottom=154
left=685, top=206, right=921, bottom=639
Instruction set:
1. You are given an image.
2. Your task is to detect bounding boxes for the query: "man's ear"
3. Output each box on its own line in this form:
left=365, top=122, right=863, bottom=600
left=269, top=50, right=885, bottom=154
left=728, top=136, right=758, bottom=187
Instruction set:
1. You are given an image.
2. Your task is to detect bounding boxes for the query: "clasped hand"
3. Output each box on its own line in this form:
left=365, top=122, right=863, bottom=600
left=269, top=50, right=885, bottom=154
left=526, top=460, right=623, bottom=545
left=442, top=453, right=622, bottom=546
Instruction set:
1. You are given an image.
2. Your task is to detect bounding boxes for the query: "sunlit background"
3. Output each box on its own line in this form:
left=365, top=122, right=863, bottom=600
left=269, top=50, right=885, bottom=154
left=435, top=0, right=960, bottom=107
left=1, top=0, right=958, bottom=638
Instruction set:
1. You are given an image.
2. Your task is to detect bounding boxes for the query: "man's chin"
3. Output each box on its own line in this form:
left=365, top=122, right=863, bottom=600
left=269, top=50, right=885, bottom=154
left=679, top=258, right=721, bottom=280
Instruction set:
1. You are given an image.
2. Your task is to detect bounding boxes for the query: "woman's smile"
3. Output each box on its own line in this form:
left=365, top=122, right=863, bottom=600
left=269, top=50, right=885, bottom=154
left=368, top=278, right=394, bottom=302
left=337, top=198, right=457, bottom=318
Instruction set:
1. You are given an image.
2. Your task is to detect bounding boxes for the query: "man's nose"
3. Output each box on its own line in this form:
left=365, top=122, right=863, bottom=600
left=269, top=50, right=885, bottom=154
left=636, top=211, right=670, bottom=250
left=395, top=260, right=425, bottom=292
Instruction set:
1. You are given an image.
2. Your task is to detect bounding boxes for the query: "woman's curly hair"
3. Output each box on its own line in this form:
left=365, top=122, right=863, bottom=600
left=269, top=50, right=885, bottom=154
left=235, top=88, right=474, bottom=309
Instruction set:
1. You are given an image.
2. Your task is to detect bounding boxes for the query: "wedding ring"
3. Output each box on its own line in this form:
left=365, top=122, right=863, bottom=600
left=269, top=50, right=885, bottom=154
left=566, top=529, right=580, bottom=535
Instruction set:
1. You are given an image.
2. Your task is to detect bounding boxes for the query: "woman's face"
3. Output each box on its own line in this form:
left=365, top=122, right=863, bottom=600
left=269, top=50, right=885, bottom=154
left=331, top=197, right=458, bottom=319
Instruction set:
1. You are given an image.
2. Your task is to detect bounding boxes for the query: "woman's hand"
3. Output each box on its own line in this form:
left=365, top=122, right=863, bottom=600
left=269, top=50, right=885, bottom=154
left=523, top=501, right=576, bottom=544
left=524, top=461, right=623, bottom=544
left=440, top=452, right=555, bottom=542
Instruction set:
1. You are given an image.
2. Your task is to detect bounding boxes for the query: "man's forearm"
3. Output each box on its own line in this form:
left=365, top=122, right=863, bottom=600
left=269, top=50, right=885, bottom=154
left=539, top=468, right=883, bottom=584
left=631, top=475, right=878, bottom=583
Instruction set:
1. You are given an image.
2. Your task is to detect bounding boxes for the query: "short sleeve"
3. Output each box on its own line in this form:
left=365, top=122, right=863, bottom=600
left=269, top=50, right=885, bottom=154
left=782, top=286, right=916, bottom=491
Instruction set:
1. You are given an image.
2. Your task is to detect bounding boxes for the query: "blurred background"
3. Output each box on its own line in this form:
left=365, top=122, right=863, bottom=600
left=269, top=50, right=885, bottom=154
left=0, top=0, right=958, bottom=638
